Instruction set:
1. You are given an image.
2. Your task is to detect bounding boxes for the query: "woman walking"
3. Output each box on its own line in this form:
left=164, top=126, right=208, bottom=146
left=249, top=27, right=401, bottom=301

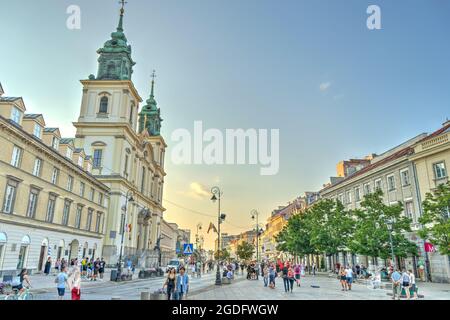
left=54, top=258, right=61, bottom=275
left=263, top=265, right=269, bottom=287
left=339, top=266, right=348, bottom=291
left=294, top=264, right=301, bottom=287
left=282, top=262, right=289, bottom=293
left=408, top=270, right=418, bottom=300
left=269, top=264, right=276, bottom=289
left=69, top=268, right=81, bottom=300
left=287, top=266, right=295, bottom=293
left=163, top=268, right=177, bottom=300
left=44, top=257, right=52, bottom=276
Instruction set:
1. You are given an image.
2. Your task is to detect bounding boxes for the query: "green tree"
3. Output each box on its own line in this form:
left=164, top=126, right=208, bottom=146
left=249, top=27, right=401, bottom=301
left=236, top=242, right=255, bottom=261
left=419, top=182, right=450, bottom=256
left=349, top=189, right=418, bottom=262
left=214, top=248, right=230, bottom=260
left=308, top=199, right=354, bottom=258
left=275, top=211, right=316, bottom=258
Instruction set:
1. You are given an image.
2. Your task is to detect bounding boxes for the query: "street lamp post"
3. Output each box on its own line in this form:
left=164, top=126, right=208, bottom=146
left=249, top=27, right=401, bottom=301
left=386, top=218, right=396, bottom=270
left=196, top=223, right=202, bottom=251
left=211, top=186, right=222, bottom=286
left=251, top=210, right=260, bottom=262
left=117, top=190, right=134, bottom=280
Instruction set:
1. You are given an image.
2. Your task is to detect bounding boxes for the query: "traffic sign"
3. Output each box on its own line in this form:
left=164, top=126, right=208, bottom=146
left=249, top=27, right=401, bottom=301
left=183, top=243, right=194, bottom=255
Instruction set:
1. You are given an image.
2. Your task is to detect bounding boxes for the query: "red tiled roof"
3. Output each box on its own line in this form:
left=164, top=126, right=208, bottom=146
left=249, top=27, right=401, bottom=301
left=418, top=122, right=450, bottom=142
left=321, top=146, right=413, bottom=192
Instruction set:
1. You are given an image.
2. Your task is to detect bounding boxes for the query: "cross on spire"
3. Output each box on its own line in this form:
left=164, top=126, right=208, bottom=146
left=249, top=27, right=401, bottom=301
left=119, top=0, right=128, bottom=14
left=150, top=70, right=156, bottom=97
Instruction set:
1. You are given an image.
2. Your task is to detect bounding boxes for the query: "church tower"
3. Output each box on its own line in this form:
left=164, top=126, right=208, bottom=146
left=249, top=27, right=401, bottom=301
left=138, top=71, right=163, bottom=136
left=96, top=5, right=135, bottom=81
left=73, top=2, right=167, bottom=267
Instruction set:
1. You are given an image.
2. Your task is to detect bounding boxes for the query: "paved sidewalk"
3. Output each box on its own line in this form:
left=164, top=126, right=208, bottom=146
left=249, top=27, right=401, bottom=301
left=188, top=274, right=450, bottom=300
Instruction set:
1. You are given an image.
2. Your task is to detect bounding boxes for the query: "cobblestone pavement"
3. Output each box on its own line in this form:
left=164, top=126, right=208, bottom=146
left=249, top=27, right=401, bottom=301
left=189, top=274, right=450, bottom=300
left=30, top=271, right=219, bottom=300
left=6, top=271, right=450, bottom=300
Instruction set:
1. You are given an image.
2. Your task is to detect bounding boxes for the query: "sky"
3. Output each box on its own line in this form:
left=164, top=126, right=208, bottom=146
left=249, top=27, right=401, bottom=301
left=1, top=0, right=449, bottom=249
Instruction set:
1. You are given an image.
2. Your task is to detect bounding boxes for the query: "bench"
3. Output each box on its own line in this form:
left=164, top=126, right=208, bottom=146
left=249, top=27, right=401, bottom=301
left=222, top=277, right=232, bottom=285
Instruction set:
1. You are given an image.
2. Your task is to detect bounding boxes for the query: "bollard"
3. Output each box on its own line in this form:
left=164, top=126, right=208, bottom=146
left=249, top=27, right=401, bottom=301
left=141, top=291, right=150, bottom=300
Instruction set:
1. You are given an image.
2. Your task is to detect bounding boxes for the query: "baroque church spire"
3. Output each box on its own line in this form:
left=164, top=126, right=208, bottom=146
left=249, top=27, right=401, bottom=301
left=93, top=0, right=135, bottom=81
left=139, top=70, right=163, bottom=136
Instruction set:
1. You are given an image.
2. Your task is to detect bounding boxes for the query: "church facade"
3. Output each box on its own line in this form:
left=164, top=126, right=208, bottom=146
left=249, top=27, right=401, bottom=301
left=73, top=6, right=167, bottom=267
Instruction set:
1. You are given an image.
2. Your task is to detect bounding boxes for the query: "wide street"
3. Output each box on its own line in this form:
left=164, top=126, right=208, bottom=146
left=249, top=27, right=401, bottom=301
left=22, top=269, right=450, bottom=300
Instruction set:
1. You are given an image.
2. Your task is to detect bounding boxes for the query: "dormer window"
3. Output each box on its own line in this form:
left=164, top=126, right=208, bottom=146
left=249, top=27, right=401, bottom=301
left=99, top=96, right=109, bottom=114
left=10, top=107, right=21, bottom=124
left=33, top=124, right=42, bottom=138
left=52, top=137, right=59, bottom=150
left=66, top=148, right=73, bottom=159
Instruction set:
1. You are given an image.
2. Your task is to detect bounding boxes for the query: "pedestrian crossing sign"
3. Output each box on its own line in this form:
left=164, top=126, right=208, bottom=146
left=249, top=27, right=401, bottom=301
left=183, top=244, right=194, bottom=255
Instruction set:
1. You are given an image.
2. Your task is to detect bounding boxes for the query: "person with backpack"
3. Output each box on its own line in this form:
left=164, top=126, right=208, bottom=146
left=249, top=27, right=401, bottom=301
left=401, top=269, right=411, bottom=300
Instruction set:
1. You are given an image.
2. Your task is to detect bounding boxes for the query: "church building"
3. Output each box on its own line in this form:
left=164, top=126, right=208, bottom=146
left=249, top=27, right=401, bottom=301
left=73, top=4, right=167, bottom=267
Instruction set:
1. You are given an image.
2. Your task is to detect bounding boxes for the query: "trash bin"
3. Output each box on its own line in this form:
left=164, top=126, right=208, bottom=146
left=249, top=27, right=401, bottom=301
left=141, top=292, right=150, bottom=300
left=110, top=270, right=118, bottom=281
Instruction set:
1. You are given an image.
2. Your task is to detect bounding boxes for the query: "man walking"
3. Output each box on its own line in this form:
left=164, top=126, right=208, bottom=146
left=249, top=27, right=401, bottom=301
left=176, top=267, right=189, bottom=300
left=99, top=258, right=106, bottom=280
left=391, top=269, right=402, bottom=300
left=345, top=265, right=354, bottom=290
left=55, top=266, right=69, bottom=300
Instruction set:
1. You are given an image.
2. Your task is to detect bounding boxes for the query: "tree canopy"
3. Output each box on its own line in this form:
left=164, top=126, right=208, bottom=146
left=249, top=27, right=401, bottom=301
left=419, top=182, right=450, bottom=256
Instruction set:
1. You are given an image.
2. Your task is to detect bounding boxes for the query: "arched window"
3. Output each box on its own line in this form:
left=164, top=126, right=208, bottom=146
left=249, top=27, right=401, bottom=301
left=21, top=235, right=31, bottom=245
left=0, top=232, right=7, bottom=243
left=99, top=97, right=108, bottom=114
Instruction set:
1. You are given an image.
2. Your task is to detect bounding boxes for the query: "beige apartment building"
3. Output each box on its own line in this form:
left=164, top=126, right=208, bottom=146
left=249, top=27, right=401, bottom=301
left=410, top=120, right=450, bottom=282
left=0, top=86, right=109, bottom=276
left=320, top=121, right=450, bottom=282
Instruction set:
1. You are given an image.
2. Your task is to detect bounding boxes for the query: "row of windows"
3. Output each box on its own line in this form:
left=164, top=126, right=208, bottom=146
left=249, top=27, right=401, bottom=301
left=336, top=162, right=448, bottom=205
left=10, top=145, right=105, bottom=206
left=2, top=179, right=104, bottom=233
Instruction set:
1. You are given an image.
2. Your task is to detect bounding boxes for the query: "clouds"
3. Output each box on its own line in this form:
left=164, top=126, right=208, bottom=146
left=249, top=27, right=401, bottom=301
left=319, top=82, right=331, bottom=92
left=180, top=182, right=210, bottom=199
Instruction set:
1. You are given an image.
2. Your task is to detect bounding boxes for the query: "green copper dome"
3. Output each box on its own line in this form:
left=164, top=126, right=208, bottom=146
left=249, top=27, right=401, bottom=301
left=95, top=7, right=135, bottom=80
left=139, top=72, right=163, bottom=136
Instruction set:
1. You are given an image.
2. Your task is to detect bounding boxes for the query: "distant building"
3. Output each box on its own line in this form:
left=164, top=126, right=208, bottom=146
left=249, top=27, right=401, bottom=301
left=336, top=156, right=373, bottom=178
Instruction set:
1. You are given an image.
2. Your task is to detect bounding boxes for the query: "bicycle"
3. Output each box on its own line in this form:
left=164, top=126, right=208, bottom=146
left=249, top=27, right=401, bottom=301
left=4, top=287, right=33, bottom=300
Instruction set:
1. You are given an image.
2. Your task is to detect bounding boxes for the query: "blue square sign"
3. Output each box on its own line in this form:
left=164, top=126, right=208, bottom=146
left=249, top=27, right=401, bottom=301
left=183, top=243, right=194, bottom=255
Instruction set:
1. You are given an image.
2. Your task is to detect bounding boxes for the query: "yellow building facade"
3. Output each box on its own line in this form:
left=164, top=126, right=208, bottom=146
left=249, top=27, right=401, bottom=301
left=410, top=120, right=450, bottom=282
left=0, top=88, right=109, bottom=276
